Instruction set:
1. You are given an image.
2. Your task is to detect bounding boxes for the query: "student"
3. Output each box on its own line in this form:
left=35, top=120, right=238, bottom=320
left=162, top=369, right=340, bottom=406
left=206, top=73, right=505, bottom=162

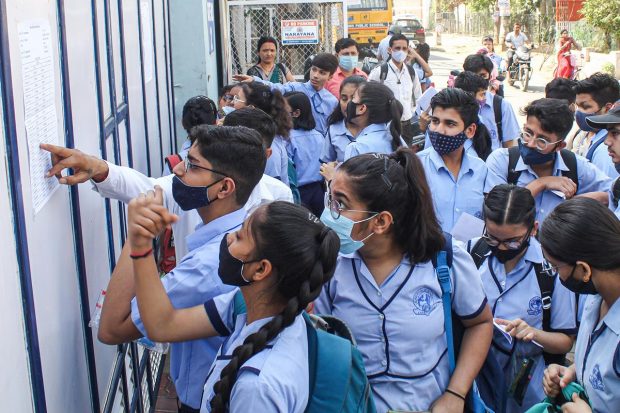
left=418, top=88, right=488, bottom=232
left=235, top=53, right=339, bottom=135
left=376, top=25, right=402, bottom=62
left=585, top=106, right=620, bottom=218
left=545, top=78, right=577, bottom=108
left=468, top=184, right=576, bottom=412
left=343, top=82, right=406, bottom=160
left=476, top=40, right=504, bottom=96
left=321, top=76, right=366, bottom=164
left=325, top=38, right=368, bottom=98
left=369, top=33, right=422, bottom=146
left=284, top=92, right=325, bottom=217
left=571, top=73, right=620, bottom=178
left=233, top=82, right=292, bottom=185
left=126, top=200, right=339, bottom=412
left=246, top=36, right=295, bottom=84
left=485, top=98, right=612, bottom=223
left=315, top=149, right=493, bottom=413
left=217, top=85, right=235, bottom=118
left=463, top=53, right=520, bottom=148
left=410, top=41, right=433, bottom=92
left=541, top=198, right=620, bottom=413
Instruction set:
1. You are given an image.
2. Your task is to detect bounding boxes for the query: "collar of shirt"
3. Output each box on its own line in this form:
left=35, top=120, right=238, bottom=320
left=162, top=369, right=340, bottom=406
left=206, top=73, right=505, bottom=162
left=186, top=208, right=245, bottom=252
left=515, top=149, right=570, bottom=175
left=522, top=237, right=543, bottom=264
left=342, top=251, right=409, bottom=289
left=602, top=295, right=620, bottom=335
left=331, top=120, right=355, bottom=140
left=591, top=128, right=609, bottom=145
left=333, top=66, right=365, bottom=80
left=481, top=90, right=494, bottom=108
left=428, top=147, right=474, bottom=177
left=585, top=294, right=620, bottom=336
left=358, top=122, right=388, bottom=137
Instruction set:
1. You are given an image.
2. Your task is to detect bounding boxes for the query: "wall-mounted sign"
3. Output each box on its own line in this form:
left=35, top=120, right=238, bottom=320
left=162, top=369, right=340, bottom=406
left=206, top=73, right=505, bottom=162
left=281, top=19, right=319, bottom=45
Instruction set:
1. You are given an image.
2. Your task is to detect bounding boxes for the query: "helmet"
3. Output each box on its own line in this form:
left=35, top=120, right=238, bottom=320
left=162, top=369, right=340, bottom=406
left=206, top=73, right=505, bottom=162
left=388, top=25, right=403, bottom=35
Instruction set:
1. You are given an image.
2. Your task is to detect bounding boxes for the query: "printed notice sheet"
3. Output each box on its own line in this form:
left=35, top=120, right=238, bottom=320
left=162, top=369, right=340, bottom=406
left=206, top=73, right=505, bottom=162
left=18, top=20, right=60, bottom=215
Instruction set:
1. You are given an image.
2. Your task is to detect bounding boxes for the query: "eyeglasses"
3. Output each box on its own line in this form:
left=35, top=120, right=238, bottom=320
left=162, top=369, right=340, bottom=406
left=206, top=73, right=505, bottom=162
left=542, top=260, right=573, bottom=274
left=323, top=191, right=378, bottom=220
left=519, top=130, right=563, bottom=152
left=232, top=95, right=246, bottom=104
left=184, top=158, right=228, bottom=177
left=223, top=94, right=234, bottom=102
left=481, top=226, right=532, bottom=250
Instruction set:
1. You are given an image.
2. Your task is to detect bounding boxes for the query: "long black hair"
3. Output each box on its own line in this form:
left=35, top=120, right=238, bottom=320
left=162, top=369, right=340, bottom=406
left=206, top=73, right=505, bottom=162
left=483, top=184, right=536, bottom=228
left=338, top=149, right=444, bottom=263
left=327, top=75, right=367, bottom=127
left=540, top=198, right=620, bottom=270
left=209, top=202, right=339, bottom=412
left=357, top=82, right=404, bottom=151
left=241, top=82, right=292, bottom=139
left=284, top=91, right=316, bottom=131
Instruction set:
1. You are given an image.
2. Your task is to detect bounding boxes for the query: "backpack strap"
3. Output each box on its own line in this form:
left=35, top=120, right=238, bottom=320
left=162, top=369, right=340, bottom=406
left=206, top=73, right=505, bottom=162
left=379, top=62, right=388, bottom=83
left=507, top=146, right=522, bottom=185
left=534, top=263, right=554, bottom=332
left=559, top=149, right=579, bottom=191
left=493, top=94, right=503, bottom=142
left=585, top=132, right=608, bottom=162
left=164, top=153, right=183, bottom=172
left=432, top=234, right=456, bottom=374
left=406, top=64, right=417, bottom=107
left=469, top=238, right=492, bottom=269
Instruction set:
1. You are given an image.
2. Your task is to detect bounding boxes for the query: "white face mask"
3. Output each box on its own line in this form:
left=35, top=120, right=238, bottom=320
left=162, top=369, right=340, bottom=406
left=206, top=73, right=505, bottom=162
left=391, top=50, right=407, bottom=63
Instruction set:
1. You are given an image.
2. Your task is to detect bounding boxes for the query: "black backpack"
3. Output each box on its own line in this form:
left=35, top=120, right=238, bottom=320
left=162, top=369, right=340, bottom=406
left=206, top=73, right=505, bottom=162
left=467, top=238, right=567, bottom=366
left=492, top=94, right=503, bottom=142
left=379, top=62, right=417, bottom=107
left=507, top=146, right=579, bottom=192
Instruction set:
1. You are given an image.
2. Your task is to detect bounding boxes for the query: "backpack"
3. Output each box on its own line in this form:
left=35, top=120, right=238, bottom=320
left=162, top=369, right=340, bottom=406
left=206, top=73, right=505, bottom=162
left=156, top=153, right=183, bottom=274
left=231, top=291, right=376, bottom=413
left=432, top=234, right=500, bottom=413
left=467, top=238, right=567, bottom=366
left=492, top=94, right=503, bottom=142
left=585, top=131, right=608, bottom=162
left=507, top=146, right=579, bottom=192
left=379, top=62, right=417, bottom=107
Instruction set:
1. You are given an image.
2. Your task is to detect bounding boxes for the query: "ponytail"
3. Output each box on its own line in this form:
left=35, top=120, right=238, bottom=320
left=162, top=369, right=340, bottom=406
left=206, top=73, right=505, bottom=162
left=359, top=82, right=404, bottom=150
left=210, top=202, right=339, bottom=412
left=339, top=149, right=444, bottom=263
left=388, top=99, right=404, bottom=151
left=472, top=121, right=492, bottom=160
left=242, top=82, right=293, bottom=139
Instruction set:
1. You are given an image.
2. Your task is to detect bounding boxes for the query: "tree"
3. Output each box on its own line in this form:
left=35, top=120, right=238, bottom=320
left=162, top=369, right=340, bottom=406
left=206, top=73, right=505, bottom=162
left=580, top=0, right=620, bottom=51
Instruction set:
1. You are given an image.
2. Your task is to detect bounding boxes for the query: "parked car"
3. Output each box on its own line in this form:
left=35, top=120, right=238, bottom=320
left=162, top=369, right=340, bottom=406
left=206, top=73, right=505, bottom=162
left=393, top=16, right=425, bottom=43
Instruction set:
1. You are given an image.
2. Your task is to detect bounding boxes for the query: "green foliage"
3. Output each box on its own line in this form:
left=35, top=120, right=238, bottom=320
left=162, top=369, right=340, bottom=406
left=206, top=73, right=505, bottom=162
left=580, top=0, right=620, bottom=51
left=601, top=62, right=615, bottom=76
left=466, top=0, right=495, bottom=12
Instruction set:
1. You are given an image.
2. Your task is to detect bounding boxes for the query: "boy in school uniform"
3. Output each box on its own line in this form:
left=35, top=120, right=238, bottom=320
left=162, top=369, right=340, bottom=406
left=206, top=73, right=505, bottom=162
left=234, top=53, right=339, bottom=135
left=485, top=98, right=612, bottom=223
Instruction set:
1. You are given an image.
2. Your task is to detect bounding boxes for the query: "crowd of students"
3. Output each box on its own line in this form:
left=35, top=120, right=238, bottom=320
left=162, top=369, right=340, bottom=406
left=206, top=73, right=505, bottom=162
left=40, top=34, right=620, bottom=413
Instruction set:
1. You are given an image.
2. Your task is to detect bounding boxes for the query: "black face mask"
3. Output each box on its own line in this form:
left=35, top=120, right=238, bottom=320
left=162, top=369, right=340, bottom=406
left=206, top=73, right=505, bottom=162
left=560, top=265, right=598, bottom=295
left=346, top=101, right=361, bottom=122
left=217, top=235, right=260, bottom=287
left=490, top=238, right=530, bottom=264
left=172, top=175, right=223, bottom=211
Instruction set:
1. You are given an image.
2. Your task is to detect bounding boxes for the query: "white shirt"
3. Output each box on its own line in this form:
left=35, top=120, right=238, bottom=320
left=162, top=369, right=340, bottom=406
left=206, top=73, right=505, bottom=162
left=368, top=60, right=422, bottom=121
left=377, top=35, right=392, bottom=62
left=505, top=32, right=528, bottom=49
left=93, top=163, right=293, bottom=261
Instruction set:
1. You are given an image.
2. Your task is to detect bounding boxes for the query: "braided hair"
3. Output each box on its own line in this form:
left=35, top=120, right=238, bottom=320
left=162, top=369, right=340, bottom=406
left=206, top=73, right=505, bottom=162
left=209, top=201, right=340, bottom=412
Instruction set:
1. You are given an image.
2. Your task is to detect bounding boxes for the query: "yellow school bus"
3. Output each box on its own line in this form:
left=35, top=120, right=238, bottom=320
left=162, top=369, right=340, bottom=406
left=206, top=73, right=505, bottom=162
left=347, top=0, right=393, bottom=46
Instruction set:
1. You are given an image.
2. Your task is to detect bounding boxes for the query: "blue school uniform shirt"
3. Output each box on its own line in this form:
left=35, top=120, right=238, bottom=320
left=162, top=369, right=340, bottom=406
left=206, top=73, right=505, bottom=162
left=201, top=289, right=309, bottom=413
left=314, top=242, right=488, bottom=412
left=470, top=237, right=577, bottom=412
left=320, top=120, right=356, bottom=163
left=129, top=208, right=244, bottom=408
left=574, top=294, right=620, bottom=412
left=264, top=136, right=289, bottom=185
left=588, top=129, right=619, bottom=179
left=485, top=148, right=612, bottom=223
left=344, top=123, right=405, bottom=160
left=253, top=78, right=338, bottom=135
left=479, top=90, right=519, bottom=148
left=417, top=147, right=488, bottom=232
left=287, top=128, right=324, bottom=186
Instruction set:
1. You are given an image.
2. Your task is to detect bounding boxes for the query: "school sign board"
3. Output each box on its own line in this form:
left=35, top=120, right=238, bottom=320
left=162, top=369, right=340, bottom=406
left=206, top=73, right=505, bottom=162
left=281, top=19, right=319, bottom=45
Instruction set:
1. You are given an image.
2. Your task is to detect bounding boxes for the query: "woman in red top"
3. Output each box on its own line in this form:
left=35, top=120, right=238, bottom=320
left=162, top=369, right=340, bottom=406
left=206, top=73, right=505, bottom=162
left=555, top=29, right=580, bottom=79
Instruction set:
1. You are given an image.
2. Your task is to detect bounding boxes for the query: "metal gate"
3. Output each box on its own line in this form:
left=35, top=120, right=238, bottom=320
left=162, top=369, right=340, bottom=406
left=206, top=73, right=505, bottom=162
left=224, top=0, right=347, bottom=81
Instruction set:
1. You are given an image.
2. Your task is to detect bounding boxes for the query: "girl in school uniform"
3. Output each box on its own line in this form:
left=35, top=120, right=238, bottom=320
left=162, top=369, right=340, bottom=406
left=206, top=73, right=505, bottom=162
left=284, top=91, right=325, bottom=217
left=315, top=149, right=493, bottom=413
left=343, top=82, right=407, bottom=160
left=234, top=81, right=292, bottom=184
left=127, top=199, right=339, bottom=413
left=467, top=184, right=576, bottom=412
left=321, top=76, right=367, bottom=164
left=541, top=198, right=620, bottom=413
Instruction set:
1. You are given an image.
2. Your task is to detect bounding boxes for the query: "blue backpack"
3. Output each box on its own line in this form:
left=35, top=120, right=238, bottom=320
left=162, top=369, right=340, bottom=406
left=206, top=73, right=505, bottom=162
left=232, top=291, right=376, bottom=413
left=432, top=234, right=501, bottom=413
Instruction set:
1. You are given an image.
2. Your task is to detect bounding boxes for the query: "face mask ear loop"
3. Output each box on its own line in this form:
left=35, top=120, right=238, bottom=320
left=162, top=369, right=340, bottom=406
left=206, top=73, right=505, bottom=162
left=240, top=263, right=251, bottom=284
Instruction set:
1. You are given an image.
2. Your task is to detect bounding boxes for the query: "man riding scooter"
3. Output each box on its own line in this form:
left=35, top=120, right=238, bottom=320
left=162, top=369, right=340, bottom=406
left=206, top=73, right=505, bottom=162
left=505, top=22, right=530, bottom=80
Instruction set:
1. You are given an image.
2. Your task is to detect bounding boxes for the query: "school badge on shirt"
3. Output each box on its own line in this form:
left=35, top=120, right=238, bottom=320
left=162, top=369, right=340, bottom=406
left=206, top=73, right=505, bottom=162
left=413, top=287, right=441, bottom=316
left=527, top=296, right=543, bottom=316
left=589, top=365, right=605, bottom=391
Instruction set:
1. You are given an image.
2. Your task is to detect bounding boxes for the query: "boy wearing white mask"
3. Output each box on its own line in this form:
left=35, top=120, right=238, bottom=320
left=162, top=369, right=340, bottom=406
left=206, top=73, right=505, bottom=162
left=369, top=33, right=422, bottom=146
left=325, top=38, right=368, bottom=98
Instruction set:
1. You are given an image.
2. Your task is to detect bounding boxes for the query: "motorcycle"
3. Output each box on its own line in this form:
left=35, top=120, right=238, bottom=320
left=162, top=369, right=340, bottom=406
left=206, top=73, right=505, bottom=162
left=508, top=45, right=534, bottom=92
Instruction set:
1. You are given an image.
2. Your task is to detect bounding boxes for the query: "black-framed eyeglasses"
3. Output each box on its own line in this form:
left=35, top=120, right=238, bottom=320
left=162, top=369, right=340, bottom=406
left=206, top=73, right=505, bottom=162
left=481, top=225, right=532, bottom=250
left=519, top=131, right=563, bottom=152
left=184, top=158, right=228, bottom=177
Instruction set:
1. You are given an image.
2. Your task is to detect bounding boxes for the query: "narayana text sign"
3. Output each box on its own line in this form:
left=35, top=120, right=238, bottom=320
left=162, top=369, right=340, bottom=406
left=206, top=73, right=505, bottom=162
left=281, top=19, right=319, bottom=45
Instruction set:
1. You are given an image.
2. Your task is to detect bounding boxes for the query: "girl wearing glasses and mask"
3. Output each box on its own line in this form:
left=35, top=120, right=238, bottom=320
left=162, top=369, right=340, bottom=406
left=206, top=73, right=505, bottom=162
left=315, top=149, right=493, bottom=413
left=467, top=184, right=576, bottom=413
left=541, top=198, right=620, bottom=413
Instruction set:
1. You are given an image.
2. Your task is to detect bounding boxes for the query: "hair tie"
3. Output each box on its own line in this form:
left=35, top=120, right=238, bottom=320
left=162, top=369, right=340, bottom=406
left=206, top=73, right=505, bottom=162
left=387, top=98, right=393, bottom=105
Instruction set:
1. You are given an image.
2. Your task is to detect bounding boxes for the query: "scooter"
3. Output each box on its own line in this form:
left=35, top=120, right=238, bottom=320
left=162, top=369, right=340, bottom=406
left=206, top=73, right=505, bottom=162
left=508, top=45, right=535, bottom=92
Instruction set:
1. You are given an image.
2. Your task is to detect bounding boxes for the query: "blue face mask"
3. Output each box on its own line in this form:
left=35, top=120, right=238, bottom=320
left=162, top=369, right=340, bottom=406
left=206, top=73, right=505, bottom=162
left=575, top=110, right=597, bottom=132
left=428, top=130, right=469, bottom=155
left=171, top=175, right=223, bottom=211
left=518, top=139, right=557, bottom=166
left=221, top=106, right=235, bottom=116
left=339, top=55, right=358, bottom=72
left=320, top=209, right=376, bottom=254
